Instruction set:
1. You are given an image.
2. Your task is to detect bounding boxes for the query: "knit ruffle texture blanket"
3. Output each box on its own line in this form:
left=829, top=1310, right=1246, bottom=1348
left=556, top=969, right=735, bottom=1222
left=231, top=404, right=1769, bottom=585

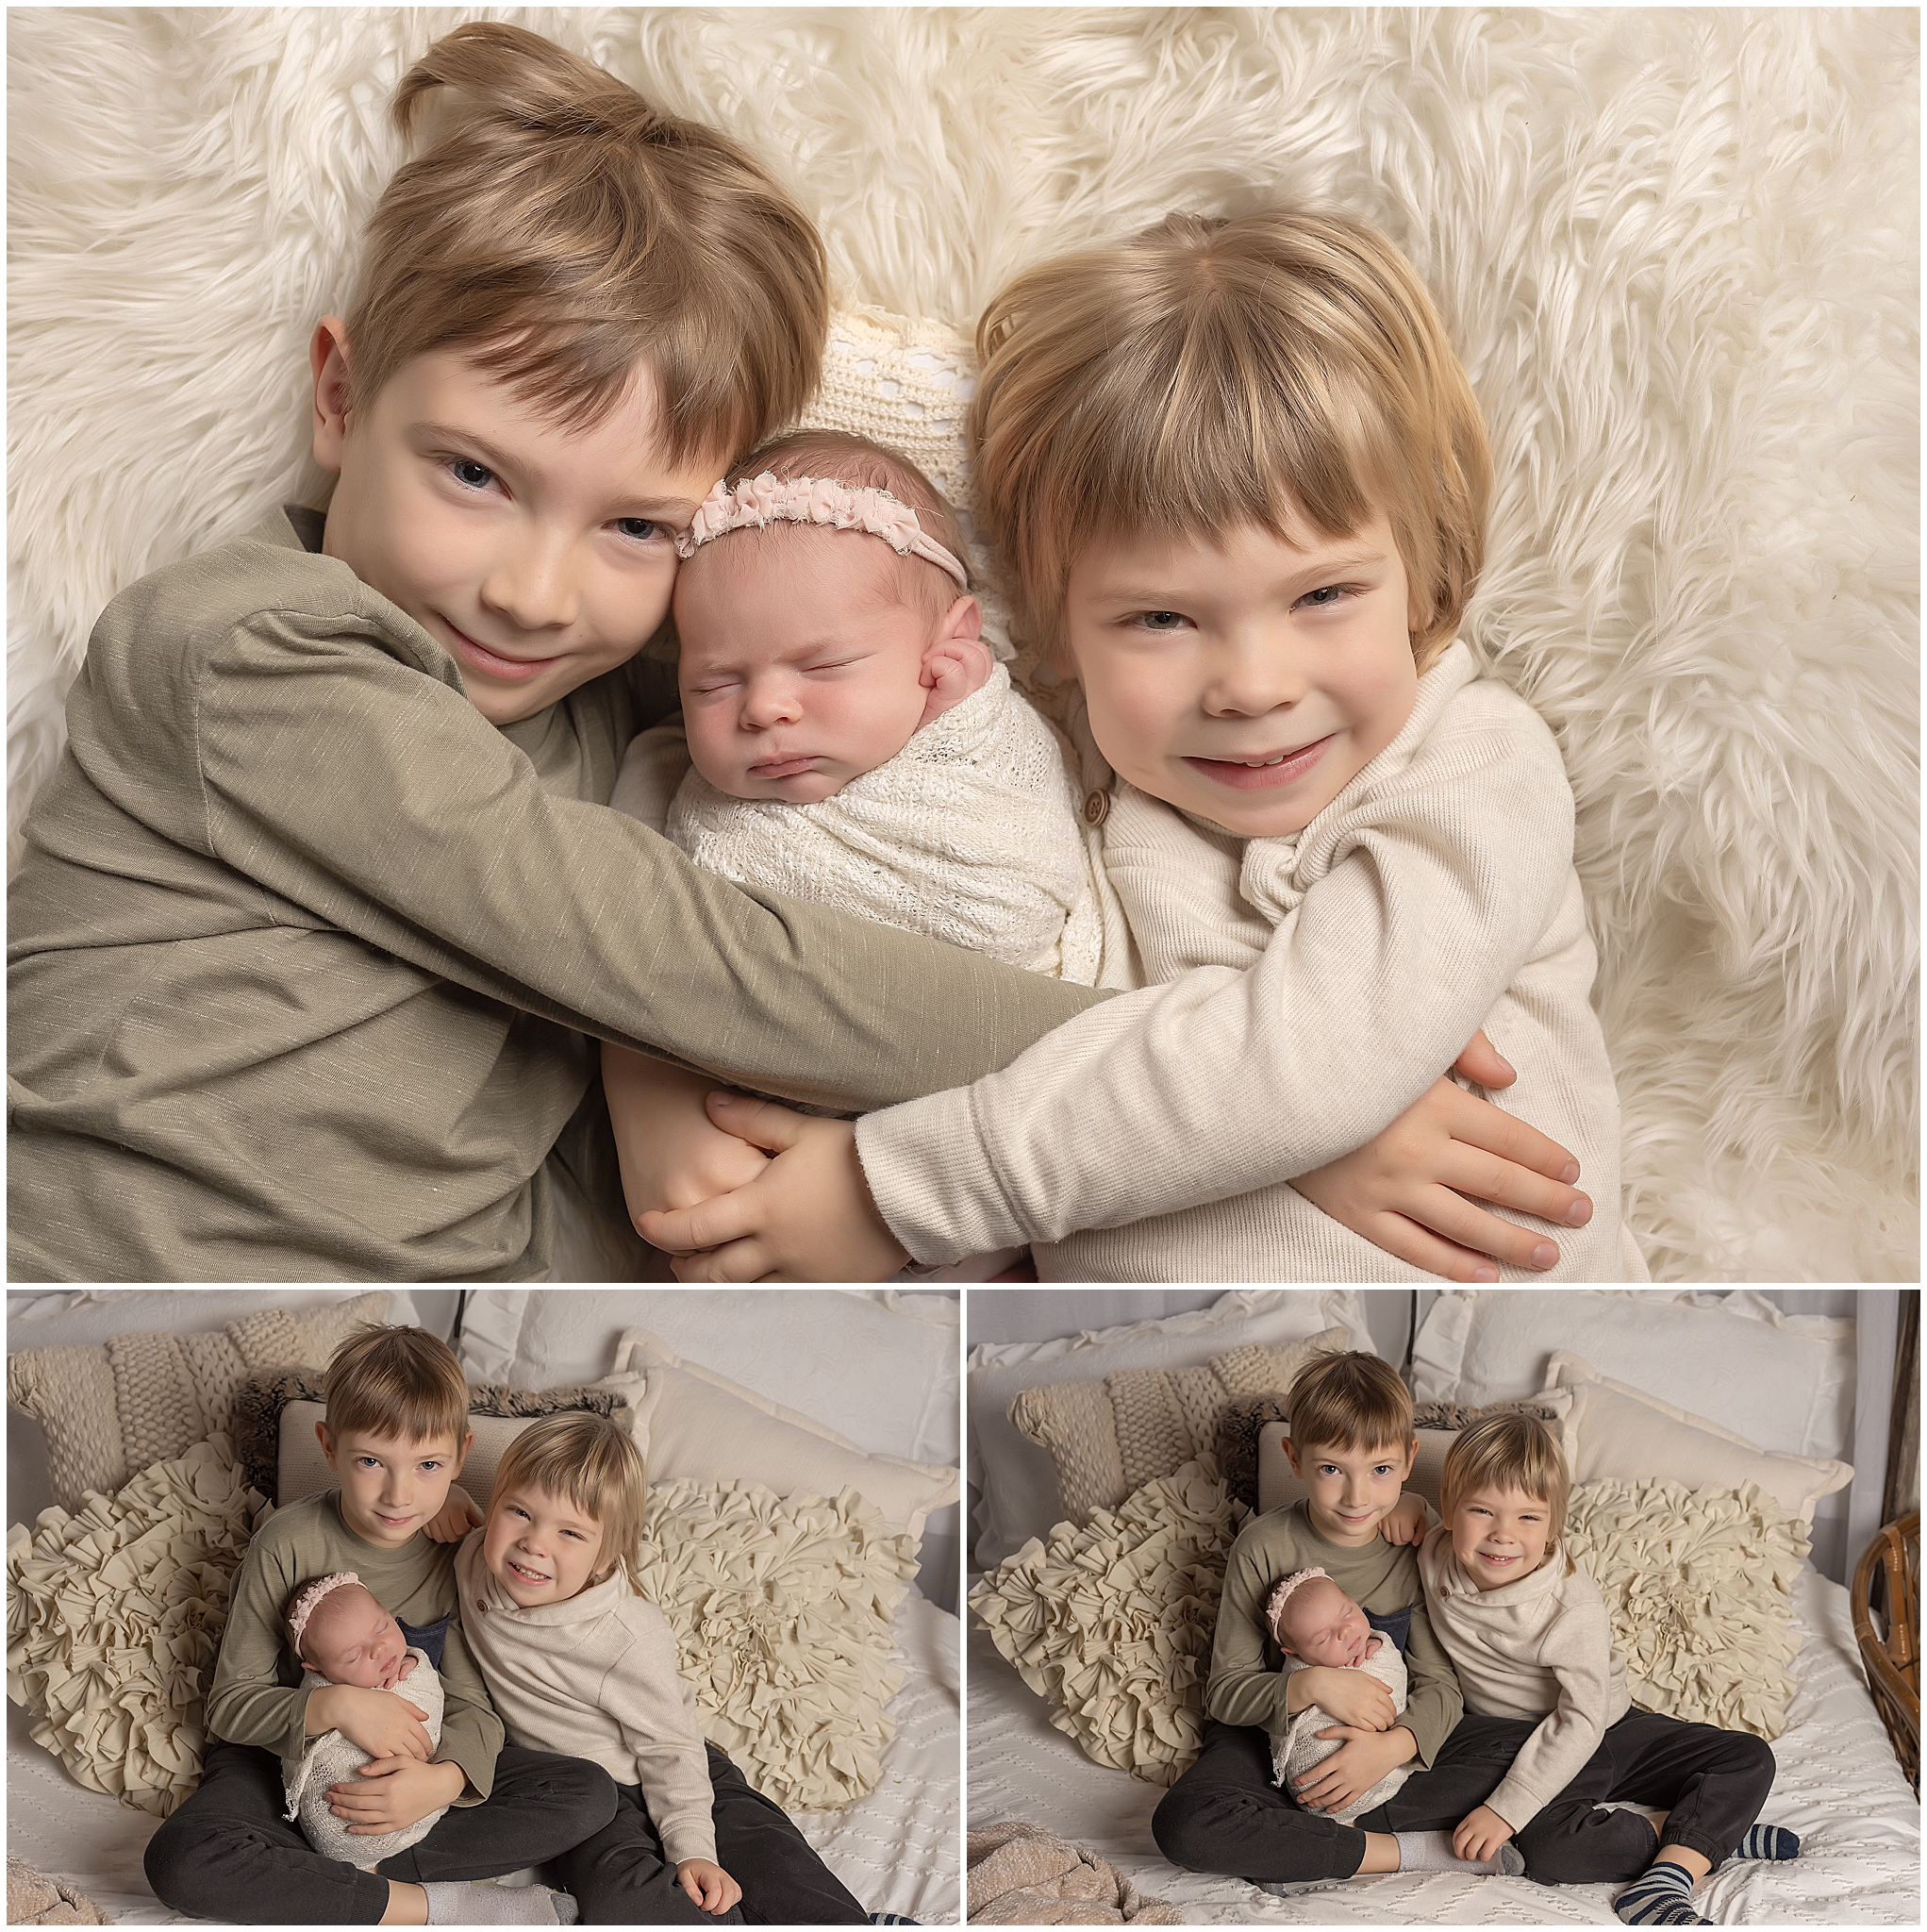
left=8, top=9, right=1917, bottom=1278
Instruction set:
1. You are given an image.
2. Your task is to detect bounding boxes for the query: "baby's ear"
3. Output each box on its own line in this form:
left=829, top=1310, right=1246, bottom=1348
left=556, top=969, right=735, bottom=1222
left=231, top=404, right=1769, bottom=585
left=916, top=597, right=992, bottom=727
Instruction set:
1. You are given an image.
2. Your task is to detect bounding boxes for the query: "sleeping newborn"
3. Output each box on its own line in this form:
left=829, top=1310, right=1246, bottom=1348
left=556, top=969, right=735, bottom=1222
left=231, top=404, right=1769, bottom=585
left=1265, top=1569, right=1412, bottom=1825
left=279, top=1573, right=447, bottom=1868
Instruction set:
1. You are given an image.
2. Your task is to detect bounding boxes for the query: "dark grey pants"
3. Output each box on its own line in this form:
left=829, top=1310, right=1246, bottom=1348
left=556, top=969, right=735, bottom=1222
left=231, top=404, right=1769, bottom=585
left=1512, top=1708, right=1778, bottom=1883
left=548, top=1744, right=868, bottom=1925
left=142, top=1740, right=617, bottom=1923
left=1153, top=1713, right=1542, bottom=1883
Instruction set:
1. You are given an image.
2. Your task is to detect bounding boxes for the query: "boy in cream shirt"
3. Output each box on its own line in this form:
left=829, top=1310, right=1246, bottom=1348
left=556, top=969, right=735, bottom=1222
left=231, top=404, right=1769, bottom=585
left=1414, top=1414, right=1801, bottom=1925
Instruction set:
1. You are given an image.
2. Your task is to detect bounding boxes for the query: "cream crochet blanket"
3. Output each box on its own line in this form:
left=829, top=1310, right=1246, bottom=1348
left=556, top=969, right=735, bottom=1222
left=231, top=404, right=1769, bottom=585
left=281, top=1650, right=445, bottom=1867
left=1271, top=1638, right=1412, bottom=1826
left=613, top=663, right=1102, bottom=981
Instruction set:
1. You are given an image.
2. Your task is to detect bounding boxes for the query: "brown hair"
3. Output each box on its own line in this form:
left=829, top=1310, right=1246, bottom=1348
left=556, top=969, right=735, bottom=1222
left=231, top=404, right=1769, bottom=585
left=1439, top=1411, right=1574, bottom=1574
left=689, top=426, right=972, bottom=618
left=324, top=1324, right=470, bottom=1449
left=970, top=209, right=1490, bottom=664
left=490, top=1411, right=648, bottom=1595
left=1285, top=1351, right=1415, bottom=1457
left=344, top=22, right=827, bottom=462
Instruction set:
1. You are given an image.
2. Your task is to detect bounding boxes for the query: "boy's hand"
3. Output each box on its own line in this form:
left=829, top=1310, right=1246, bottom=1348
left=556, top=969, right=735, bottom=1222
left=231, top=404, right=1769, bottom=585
left=424, top=1482, right=483, bottom=1543
left=675, top=1859, right=743, bottom=1916
left=329, top=1756, right=465, bottom=1834
left=1293, top=1724, right=1416, bottom=1813
left=1294, top=1665, right=1396, bottom=1733
left=1380, top=1494, right=1428, bottom=1546
left=603, top=1043, right=771, bottom=1222
left=314, top=1685, right=432, bottom=1761
left=637, top=1095, right=909, bottom=1282
left=1454, top=1804, right=1518, bottom=1863
left=1290, top=1029, right=1593, bottom=1280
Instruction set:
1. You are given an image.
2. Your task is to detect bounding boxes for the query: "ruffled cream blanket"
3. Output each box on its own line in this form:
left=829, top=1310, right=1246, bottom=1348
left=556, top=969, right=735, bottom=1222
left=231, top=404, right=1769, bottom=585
left=6, top=1435, right=266, bottom=1816
left=613, top=662, right=1103, bottom=980
left=968, top=1822, right=1185, bottom=1924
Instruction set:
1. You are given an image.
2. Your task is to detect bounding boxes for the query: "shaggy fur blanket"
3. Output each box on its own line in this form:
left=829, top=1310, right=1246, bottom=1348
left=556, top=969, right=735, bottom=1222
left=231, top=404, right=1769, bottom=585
left=8, top=9, right=1917, bottom=1278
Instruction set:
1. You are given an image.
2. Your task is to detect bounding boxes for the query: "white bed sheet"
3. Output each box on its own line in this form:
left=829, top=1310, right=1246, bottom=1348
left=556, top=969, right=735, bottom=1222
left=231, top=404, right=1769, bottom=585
left=968, top=1564, right=1919, bottom=1924
left=6, top=1595, right=959, bottom=1925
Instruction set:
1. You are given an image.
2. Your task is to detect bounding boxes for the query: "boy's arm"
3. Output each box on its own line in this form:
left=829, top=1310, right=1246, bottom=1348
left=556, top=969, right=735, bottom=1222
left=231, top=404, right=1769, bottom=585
left=607, top=1622, right=719, bottom=1868
left=203, top=1526, right=313, bottom=1758
left=181, top=607, right=1105, bottom=1114
left=430, top=1617, right=506, bottom=1806
left=1398, top=1600, right=1466, bottom=1771
left=601, top=1043, right=768, bottom=1220
left=1481, top=1603, right=1618, bottom=1832
left=855, top=714, right=1573, bottom=1262
left=1203, top=1526, right=1300, bottom=1732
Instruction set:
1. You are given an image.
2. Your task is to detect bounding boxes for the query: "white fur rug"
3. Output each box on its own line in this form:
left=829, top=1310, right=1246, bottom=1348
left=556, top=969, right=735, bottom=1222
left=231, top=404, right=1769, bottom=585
left=8, top=8, right=1918, bottom=1280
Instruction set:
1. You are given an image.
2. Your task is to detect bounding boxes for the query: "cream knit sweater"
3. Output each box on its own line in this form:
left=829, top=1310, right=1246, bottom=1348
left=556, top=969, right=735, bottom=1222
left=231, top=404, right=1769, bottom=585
left=1417, top=1523, right=1631, bottom=1832
left=454, top=1535, right=716, bottom=1867
left=857, top=641, right=1648, bottom=1280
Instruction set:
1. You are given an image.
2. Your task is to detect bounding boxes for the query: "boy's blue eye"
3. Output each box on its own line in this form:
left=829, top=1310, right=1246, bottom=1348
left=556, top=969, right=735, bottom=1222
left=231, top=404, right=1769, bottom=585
left=450, top=460, right=494, bottom=491
left=1139, top=610, right=1187, bottom=631
left=1300, top=584, right=1348, bottom=607
left=615, top=517, right=659, bottom=541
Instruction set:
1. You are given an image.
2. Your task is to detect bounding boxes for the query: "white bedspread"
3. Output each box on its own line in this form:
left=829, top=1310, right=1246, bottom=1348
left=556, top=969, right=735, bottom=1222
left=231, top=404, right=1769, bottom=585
left=6, top=1594, right=959, bottom=1925
left=968, top=1564, right=1919, bottom=1924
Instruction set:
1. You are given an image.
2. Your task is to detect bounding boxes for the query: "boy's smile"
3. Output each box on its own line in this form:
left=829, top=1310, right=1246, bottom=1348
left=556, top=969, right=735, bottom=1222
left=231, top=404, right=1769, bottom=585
left=310, top=321, right=725, bottom=727
left=1060, top=509, right=1423, bottom=839
left=317, top=1423, right=469, bottom=1549
left=482, top=1484, right=606, bottom=1607
left=1451, top=1483, right=1553, bottom=1590
left=1285, top=1435, right=1419, bottom=1546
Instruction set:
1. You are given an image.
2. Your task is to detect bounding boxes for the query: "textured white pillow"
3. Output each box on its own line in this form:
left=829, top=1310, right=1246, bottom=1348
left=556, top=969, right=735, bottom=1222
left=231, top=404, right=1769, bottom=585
left=1410, top=1290, right=1854, bottom=1460
left=969, top=1291, right=1370, bottom=1570
left=642, top=1476, right=916, bottom=1811
left=1564, top=1477, right=1810, bottom=1739
left=610, top=1328, right=958, bottom=1551
left=457, top=1288, right=958, bottom=1468
left=968, top=1459, right=1249, bottom=1786
left=1548, top=1353, right=1852, bottom=1524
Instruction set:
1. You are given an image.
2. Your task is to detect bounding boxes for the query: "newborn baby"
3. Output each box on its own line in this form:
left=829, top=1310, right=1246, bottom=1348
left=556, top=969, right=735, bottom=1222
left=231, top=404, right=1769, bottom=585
left=1266, top=1569, right=1412, bottom=1825
left=279, top=1573, right=447, bottom=1868
left=610, top=426, right=1100, bottom=981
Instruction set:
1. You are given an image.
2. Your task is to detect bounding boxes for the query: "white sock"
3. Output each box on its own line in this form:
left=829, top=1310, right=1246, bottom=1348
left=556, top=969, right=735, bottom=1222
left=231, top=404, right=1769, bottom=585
left=420, top=1880, right=578, bottom=1925
left=1394, top=1829, right=1526, bottom=1877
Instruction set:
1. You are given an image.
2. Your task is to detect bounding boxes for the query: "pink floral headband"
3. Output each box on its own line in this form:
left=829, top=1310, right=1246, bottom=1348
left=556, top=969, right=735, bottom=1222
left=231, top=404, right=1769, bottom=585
left=1265, top=1567, right=1329, bottom=1642
left=288, top=1572, right=361, bottom=1657
left=675, top=472, right=970, bottom=590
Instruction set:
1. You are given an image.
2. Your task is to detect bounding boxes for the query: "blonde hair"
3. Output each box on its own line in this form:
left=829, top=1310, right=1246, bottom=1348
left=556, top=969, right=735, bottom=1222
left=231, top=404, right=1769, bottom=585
left=490, top=1411, right=648, bottom=1594
left=1285, top=1351, right=1415, bottom=1457
left=344, top=22, right=827, bottom=462
left=324, top=1324, right=470, bottom=1450
left=970, top=209, right=1490, bottom=664
left=695, top=426, right=972, bottom=617
left=1439, top=1411, right=1574, bottom=1574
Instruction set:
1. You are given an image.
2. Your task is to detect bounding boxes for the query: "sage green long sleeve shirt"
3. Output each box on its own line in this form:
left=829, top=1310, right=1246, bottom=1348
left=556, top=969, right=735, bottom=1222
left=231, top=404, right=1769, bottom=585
left=206, top=1491, right=502, bottom=1803
left=1207, top=1502, right=1463, bottom=1770
left=7, top=508, right=1103, bottom=1280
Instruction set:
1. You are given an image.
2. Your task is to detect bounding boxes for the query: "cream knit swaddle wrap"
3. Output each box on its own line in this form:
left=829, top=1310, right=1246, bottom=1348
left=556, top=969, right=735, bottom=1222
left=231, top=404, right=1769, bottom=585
left=282, top=1650, right=445, bottom=1866
left=1271, top=1638, right=1412, bottom=1825
left=618, top=662, right=1102, bottom=981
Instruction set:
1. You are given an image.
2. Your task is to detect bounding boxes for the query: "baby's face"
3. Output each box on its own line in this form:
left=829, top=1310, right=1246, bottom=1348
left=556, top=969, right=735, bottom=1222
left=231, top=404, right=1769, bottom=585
left=674, top=527, right=946, bottom=804
left=301, top=1585, right=408, bottom=1690
left=1278, top=1577, right=1372, bottom=1669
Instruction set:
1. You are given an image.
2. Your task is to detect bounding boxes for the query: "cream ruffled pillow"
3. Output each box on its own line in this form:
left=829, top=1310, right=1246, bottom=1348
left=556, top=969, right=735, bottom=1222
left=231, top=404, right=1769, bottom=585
left=1563, top=1476, right=1810, bottom=1740
left=640, top=1477, right=917, bottom=1812
left=6, top=1435, right=267, bottom=1815
left=969, top=1458, right=1249, bottom=1786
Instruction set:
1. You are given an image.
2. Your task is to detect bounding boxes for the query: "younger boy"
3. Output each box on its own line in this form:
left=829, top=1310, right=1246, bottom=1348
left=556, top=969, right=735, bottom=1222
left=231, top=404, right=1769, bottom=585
left=1152, top=1352, right=1541, bottom=1890
left=143, top=1324, right=613, bottom=1926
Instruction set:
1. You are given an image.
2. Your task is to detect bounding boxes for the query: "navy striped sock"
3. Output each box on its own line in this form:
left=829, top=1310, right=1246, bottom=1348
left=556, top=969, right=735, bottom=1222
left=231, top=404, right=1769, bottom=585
left=1732, top=1823, right=1801, bottom=1861
left=1616, top=1860, right=1709, bottom=1926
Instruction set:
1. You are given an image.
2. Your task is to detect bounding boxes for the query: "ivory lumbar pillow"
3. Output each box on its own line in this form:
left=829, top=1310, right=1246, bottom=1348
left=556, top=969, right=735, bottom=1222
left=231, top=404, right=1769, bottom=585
left=969, top=1458, right=1249, bottom=1786
left=1546, top=1352, right=1851, bottom=1523
left=1563, top=1477, right=1809, bottom=1740
left=1007, top=1325, right=1354, bottom=1525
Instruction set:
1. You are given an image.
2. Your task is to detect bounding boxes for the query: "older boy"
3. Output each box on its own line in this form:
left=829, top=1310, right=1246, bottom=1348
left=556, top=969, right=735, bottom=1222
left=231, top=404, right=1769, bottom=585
left=144, top=1324, right=611, bottom=1926
left=1153, top=1353, right=1542, bottom=1890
